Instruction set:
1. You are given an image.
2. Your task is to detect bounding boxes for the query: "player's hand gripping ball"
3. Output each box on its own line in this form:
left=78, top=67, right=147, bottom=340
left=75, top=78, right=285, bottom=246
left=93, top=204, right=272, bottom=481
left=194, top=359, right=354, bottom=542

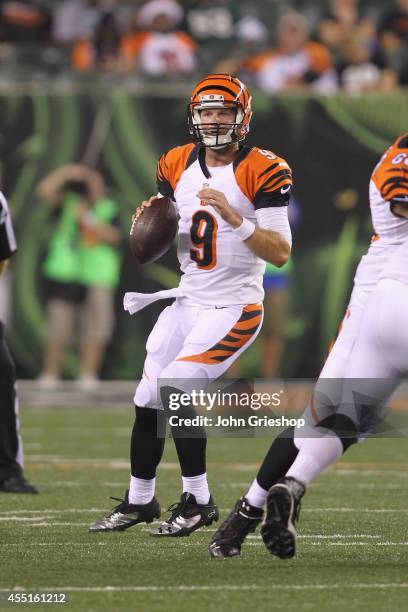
left=129, top=196, right=177, bottom=264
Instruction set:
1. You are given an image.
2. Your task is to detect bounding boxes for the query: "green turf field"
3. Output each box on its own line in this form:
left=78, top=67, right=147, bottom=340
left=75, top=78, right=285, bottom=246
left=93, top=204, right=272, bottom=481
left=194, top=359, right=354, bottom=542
left=1, top=407, right=407, bottom=612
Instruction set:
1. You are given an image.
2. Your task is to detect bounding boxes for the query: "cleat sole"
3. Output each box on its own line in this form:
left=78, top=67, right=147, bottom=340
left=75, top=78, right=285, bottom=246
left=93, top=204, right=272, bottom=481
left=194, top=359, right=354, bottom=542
left=261, top=485, right=297, bottom=559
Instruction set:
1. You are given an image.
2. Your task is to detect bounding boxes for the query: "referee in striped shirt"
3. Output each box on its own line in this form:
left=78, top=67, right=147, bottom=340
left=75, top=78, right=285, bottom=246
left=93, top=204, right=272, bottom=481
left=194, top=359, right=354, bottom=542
left=0, top=192, right=37, bottom=493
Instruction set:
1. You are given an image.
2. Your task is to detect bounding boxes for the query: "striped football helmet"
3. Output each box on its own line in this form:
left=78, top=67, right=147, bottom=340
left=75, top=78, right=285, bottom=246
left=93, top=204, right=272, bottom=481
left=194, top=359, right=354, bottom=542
left=188, top=74, right=252, bottom=149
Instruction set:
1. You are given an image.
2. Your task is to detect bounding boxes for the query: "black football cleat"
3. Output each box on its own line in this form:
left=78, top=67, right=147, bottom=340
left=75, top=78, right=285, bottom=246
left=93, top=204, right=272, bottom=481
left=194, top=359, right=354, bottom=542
left=209, top=496, right=264, bottom=558
left=0, top=475, right=38, bottom=494
left=261, top=477, right=305, bottom=559
left=88, top=490, right=161, bottom=532
left=150, top=492, right=219, bottom=537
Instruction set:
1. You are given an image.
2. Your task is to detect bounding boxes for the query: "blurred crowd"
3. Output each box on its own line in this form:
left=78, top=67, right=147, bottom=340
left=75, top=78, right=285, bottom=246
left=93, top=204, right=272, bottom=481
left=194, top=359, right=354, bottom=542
left=0, top=0, right=407, bottom=92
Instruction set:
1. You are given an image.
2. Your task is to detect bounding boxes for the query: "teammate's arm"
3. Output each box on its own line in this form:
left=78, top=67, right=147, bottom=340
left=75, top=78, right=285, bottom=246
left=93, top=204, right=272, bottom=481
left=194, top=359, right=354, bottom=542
left=197, top=187, right=291, bottom=267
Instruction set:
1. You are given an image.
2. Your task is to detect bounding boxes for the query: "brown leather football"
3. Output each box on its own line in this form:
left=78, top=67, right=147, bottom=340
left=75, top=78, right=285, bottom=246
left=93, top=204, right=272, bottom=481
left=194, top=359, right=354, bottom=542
left=129, top=196, right=177, bottom=264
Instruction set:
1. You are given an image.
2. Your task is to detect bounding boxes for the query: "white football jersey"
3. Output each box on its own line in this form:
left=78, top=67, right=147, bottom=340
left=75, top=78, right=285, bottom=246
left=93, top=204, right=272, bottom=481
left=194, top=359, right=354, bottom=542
left=353, top=133, right=408, bottom=291
left=380, top=235, right=408, bottom=285
left=156, top=143, right=292, bottom=306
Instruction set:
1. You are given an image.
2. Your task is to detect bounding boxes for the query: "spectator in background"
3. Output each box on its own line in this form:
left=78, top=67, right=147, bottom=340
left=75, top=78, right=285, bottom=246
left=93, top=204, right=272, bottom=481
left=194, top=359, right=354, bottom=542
left=316, top=0, right=376, bottom=62
left=337, top=31, right=398, bottom=93
left=120, top=0, right=198, bottom=76
left=0, top=0, right=52, bottom=44
left=53, top=0, right=102, bottom=46
left=37, top=165, right=121, bottom=390
left=72, top=10, right=122, bottom=71
left=239, top=11, right=337, bottom=94
left=214, top=14, right=268, bottom=75
left=182, top=0, right=261, bottom=69
left=378, top=0, right=408, bottom=85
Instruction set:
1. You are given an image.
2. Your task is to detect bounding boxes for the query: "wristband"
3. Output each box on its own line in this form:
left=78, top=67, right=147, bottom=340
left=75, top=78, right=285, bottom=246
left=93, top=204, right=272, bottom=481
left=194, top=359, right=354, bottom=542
left=233, top=217, right=256, bottom=241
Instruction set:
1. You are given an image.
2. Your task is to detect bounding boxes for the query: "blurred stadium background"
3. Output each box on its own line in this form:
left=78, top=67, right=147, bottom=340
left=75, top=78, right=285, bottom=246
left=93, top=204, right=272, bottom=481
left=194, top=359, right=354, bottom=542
left=0, top=0, right=407, bottom=385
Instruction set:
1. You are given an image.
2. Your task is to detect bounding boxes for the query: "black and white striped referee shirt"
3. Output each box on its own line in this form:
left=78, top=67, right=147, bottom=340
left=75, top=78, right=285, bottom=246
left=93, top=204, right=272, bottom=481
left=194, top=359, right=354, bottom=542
left=0, top=191, right=17, bottom=262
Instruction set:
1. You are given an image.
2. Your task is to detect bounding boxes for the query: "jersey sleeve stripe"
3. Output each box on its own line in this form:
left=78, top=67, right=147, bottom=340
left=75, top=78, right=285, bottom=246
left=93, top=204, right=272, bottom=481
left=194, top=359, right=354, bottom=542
left=259, top=169, right=292, bottom=191
left=381, top=175, right=408, bottom=199
left=156, top=144, right=196, bottom=199
left=257, top=162, right=280, bottom=179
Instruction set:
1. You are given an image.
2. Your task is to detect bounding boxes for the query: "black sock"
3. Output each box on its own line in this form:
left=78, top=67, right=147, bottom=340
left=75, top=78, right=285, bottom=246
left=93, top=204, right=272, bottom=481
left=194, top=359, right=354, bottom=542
left=161, top=386, right=207, bottom=477
left=130, top=406, right=166, bottom=479
left=256, top=426, right=299, bottom=491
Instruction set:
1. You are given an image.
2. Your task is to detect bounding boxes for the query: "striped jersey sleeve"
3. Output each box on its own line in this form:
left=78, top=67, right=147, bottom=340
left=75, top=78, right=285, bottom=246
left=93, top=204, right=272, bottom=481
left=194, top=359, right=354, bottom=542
left=234, top=147, right=293, bottom=209
left=156, top=143, right=196, bottom=200
left=0, top=192, right=17, bottom=262
left=371, top=134, right=408, bottom=204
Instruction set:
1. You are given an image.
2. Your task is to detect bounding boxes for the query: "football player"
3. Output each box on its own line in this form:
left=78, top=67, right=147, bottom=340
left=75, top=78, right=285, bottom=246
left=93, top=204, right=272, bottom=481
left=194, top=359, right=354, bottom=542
left=210, top=133, right=408, bottom=558
left=89, top=74, right=293, bottom=536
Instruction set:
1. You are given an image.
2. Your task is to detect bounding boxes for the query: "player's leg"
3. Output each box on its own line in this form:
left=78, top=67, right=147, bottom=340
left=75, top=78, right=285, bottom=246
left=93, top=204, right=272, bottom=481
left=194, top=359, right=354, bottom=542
left=262, top=283, right=402, bottom=559
left=89, top=302, right=186, bottom=532
left=0, top=323, right=38, bottom=494
left=210, top=289, right=367, bottom=557
left=152, top=302, right=263, bottom=537
left=248, top=289, right=366, bottom=505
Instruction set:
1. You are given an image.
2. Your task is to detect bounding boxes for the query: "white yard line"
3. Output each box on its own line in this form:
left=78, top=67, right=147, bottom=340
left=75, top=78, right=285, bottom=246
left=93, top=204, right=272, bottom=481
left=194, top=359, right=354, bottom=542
left=0, top=507, right=407, bottom=517
left=0, top=584, right=407, bottom=593
left=247, top=534, right=381, bottom=539
left=302, top=508, right=408, bottom=513
left=0, top=509, right=106, bottom=515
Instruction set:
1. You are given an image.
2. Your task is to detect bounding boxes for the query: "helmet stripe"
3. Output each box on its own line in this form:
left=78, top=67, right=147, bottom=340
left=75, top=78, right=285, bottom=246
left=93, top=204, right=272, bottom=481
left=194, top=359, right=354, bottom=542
left=196, top=84, right=240, bottom=99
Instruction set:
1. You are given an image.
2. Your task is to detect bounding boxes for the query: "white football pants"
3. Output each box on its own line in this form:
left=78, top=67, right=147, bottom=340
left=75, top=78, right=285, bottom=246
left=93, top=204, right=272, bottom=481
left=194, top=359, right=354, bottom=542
left=134, top=298, right=263, bottom=409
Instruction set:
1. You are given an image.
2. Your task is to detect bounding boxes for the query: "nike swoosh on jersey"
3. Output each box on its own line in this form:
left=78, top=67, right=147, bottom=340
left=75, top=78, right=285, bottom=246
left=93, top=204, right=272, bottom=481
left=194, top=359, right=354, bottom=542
left=280, top=185, right=291, bottom=194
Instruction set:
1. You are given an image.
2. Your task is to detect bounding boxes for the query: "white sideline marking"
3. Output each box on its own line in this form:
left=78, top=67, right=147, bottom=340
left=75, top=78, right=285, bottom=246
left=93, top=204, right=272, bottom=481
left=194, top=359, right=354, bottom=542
left=0, top=516, right=56, bottom=522
left=32, top=481, right=126, bottom=488
left=0, top=509, right=106, bottom=515
left=335, top=469, right=408, bottom=477
left=1, top=584, right=407, bottom=593
left=311, top=542, right=408, bottom=547
left=1, top=507, right=407, bottom=518
left=1, top=543, right=110, bottom=547
left=24, top=523, right=91, bottom=528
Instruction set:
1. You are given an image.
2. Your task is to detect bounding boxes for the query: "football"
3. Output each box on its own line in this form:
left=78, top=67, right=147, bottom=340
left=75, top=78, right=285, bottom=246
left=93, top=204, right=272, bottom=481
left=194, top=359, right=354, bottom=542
left=129, top=196, right=177, bottom=264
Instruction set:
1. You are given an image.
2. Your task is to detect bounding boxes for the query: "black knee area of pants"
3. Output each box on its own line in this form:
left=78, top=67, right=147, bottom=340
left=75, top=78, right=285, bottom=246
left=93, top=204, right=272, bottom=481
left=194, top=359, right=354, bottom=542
left=160, top=386, right=207, bottom=477
left=0, top=327, right=20, bottom=480
left=130, top=406, right=166, bottom=479
left=256, top=426, right=299, bottom=491
left=0, top=329, right=16, bottom=384
left=316, top=414, right=358, bottom=452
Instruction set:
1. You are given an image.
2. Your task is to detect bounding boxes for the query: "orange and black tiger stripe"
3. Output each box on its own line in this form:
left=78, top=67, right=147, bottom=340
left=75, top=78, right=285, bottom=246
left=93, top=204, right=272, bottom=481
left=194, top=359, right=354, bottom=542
left=234, top=147, right=292, bottom=208
left=156, top=143, right=196, bottom=199
left=191, top=74, right=251, bottom=115
left=372, top=134, right=408, bottom=203
left=177, top=304, right=263, bottom=365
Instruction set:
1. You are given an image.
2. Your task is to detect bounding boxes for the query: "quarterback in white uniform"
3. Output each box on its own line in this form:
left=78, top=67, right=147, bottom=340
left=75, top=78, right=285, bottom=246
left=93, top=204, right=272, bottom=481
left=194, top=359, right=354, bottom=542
left=210, top=133, right=408, bottom=559
left=89, top=74, right=293, bottom=536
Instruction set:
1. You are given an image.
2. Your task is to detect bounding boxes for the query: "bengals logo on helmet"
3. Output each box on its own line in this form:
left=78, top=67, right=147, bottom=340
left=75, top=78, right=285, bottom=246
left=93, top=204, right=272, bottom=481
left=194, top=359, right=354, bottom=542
left=188, top=74, right=252, bottom=149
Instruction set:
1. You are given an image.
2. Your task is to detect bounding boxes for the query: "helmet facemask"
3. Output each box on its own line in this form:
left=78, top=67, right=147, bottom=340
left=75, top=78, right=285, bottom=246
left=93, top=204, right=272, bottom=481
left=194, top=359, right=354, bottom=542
left=188, top=96, right=248, bottom=149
